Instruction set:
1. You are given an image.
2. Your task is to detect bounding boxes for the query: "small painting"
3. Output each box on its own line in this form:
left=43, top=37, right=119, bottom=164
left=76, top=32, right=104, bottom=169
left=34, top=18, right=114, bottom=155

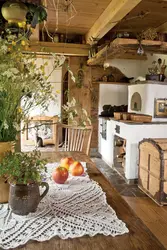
left=158, top=103, right=165, bottom=112
left=154, top=98, right=167, bottom=117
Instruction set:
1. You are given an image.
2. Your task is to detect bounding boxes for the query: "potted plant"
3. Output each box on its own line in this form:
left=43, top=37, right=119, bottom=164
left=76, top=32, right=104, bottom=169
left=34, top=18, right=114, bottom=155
left=1, top=0, right=28, bottom=24
left=1, top=1, right=47, bottom=39
left=0, top=150, right=49, bottom=215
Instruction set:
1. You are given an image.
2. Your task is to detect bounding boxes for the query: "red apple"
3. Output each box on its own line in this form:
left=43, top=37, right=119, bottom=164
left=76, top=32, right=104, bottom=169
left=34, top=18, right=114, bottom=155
left=60, top=157, right=74, bottom=171
left=52, top=166, right=69, bottom=184
left=69, top=161, right=84, bottom=176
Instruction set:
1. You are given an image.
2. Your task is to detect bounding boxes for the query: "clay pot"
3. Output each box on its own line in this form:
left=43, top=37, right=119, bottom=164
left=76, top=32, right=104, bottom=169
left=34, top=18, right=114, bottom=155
left=0, top=141, right=15, bottom=203
left=0, top=141, right=15, bottom=162
left=9, top=182, right=49, bottom=215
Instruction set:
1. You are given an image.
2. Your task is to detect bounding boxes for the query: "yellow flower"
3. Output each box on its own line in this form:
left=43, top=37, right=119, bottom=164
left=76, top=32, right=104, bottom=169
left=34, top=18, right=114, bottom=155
left=8, top=47, right=11, bottom=52
left=21, top=40, right=26, bottom=46
left=40, top=65, right=45, bottom=74
left=18, top=21, right=26, bottom=28
left=12, top=41, right=16, bottom=46
left=56, top=90, right=60, bottom=94
left=17, top=107, right=22, bottom=113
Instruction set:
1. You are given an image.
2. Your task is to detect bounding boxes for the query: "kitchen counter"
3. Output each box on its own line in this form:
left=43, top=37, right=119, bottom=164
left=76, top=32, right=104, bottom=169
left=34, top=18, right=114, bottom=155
left=99, top=116, right=167, bottom=125
left=99, top=118, right=167, bottom=181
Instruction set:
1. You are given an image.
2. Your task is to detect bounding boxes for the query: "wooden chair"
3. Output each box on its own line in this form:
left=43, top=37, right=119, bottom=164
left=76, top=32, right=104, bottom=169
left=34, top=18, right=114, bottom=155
left=55, top=124, right=93, bottom=156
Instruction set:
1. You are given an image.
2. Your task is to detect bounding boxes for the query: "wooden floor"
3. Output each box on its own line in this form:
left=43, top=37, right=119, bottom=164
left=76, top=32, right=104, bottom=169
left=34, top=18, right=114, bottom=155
left=15, top=155, right=165, bottom=250
left=124, top=196, right=167, bottom=249
left=93, top=157, right=167, bottom=250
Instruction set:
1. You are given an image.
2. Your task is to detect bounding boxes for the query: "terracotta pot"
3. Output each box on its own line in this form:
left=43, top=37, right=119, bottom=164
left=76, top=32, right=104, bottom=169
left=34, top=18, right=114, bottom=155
left=9, top=182, right=49, bottom=215
left=0, top=141, right=15, bottom=162
left=0, top=141, right=15, bottom=203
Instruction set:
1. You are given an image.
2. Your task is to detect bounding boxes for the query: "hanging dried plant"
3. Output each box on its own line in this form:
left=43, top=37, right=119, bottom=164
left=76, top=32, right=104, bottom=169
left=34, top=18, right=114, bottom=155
left=142, top=28, right=158, bottom=41
left=109, top=43, right=126, bottom=57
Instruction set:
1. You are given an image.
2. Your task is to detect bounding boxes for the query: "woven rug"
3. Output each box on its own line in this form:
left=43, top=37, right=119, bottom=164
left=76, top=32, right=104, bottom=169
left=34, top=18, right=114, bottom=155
left=0, top=163, right=129, bottom=249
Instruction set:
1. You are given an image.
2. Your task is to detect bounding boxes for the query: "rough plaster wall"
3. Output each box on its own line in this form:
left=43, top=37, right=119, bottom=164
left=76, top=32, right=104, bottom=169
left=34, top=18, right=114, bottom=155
left=99, top=84, right=128, bottom=114
left=105, top=53, right=167, bottom=78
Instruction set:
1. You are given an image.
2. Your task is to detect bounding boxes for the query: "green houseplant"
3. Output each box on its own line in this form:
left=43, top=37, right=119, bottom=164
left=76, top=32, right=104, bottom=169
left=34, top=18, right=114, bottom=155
left=0, top=150, right=49, bottom=215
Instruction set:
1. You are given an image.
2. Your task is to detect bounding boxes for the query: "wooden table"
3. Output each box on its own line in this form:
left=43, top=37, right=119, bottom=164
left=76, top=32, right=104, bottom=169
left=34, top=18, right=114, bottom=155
left=41, top=151, right=95, bottom=165
left=17, top=152, right=164, bottom=250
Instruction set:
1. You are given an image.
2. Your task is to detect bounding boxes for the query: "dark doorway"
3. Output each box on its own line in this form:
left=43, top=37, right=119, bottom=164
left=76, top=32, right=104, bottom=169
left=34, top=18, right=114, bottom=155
left=61, top=70, right=69, bottom=146
left=62, top=70, right=68, bottom=117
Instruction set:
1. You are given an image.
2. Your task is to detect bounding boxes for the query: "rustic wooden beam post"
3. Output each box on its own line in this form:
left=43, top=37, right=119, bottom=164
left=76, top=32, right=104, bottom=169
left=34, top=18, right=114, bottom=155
left=86, top=0, right=142, bottom=44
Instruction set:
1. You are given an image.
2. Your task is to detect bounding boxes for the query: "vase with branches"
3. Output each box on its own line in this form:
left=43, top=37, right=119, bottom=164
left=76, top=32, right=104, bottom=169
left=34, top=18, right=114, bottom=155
left=0, top=32, right=65, bottom=202
left=0, top=32, right=65, bottom=144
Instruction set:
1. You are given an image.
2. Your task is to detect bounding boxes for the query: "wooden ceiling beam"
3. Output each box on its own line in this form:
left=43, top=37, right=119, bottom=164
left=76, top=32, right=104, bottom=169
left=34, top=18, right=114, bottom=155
left=156, top=22, right=167, bottom=33
left=112, top=38, right=162, bottom=46
left=86, top=0, right=142, bottom=44
left=26, top=42, right=90, bottom=57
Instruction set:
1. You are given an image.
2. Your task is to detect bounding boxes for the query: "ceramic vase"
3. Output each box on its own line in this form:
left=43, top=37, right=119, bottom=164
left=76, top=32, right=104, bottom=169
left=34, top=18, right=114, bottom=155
left=9, top=182, right=49, bottom=215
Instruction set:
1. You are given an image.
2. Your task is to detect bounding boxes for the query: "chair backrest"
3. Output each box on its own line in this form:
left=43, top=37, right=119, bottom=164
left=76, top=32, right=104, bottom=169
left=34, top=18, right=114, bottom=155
left=55, top=124, right=93, bottom=155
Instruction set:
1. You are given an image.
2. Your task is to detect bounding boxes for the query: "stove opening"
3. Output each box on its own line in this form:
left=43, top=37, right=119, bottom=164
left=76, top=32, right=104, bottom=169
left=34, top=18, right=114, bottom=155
left=114, top=135, right=126, bottom=178
left=131, top=92, right=142, bottom=111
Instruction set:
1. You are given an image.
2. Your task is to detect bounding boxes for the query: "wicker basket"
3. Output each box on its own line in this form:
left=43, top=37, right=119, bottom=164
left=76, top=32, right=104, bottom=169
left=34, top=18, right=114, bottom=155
left=122, top=112, right=136, bottom=121
left=131, top=114, right=152, bottom=123
left=122, top=113, right=130, bottom=120
left=114, top=112, right=128, bottom=120
left=114, top=112, right=122, bottom=120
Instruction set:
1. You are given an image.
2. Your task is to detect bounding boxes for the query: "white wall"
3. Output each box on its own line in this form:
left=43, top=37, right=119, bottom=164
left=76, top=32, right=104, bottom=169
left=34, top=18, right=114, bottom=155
left=105, top=53, right=167, bottom=78
left=29, top=57, right=62, bottom=117
left=99, top=84, right=128, bottom=113
left=105, top=58, right=143, bottom=78
left=128, top=84, right=167, bottom=121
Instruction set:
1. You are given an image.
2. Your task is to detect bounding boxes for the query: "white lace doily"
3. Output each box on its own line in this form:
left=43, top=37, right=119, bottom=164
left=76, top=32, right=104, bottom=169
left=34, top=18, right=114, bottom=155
left=0, top=163, right=129, bottom=249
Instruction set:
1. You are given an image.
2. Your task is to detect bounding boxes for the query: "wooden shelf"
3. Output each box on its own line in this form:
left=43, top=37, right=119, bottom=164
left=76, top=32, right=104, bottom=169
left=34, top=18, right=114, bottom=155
left=26, top=42, right=90, bottom=57
left=87, top=38, right=167, bottom=66
left=93, top=81, right=130, bottom=85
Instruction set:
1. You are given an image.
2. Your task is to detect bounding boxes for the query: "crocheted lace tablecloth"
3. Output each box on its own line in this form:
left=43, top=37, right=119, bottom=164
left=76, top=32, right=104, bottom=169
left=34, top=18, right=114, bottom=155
left=0, top=163, right=129, bottom=249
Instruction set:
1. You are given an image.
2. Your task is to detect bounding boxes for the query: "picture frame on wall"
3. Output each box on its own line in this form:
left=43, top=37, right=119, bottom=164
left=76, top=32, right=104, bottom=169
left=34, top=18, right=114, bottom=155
left=154, top=98, right=167, bottom=118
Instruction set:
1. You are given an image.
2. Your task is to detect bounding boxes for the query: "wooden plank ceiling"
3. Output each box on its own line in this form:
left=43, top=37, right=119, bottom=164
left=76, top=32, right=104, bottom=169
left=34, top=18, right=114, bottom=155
left=112, top=0, right=167, bottom=33
left=44, top=0, right=112, bottom=34
left=44, top=0, right=167, bottom=41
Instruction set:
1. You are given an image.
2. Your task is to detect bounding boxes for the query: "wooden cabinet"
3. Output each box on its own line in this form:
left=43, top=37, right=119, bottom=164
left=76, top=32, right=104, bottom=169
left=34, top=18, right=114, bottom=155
left=139, top=138, right=167, bottom=205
